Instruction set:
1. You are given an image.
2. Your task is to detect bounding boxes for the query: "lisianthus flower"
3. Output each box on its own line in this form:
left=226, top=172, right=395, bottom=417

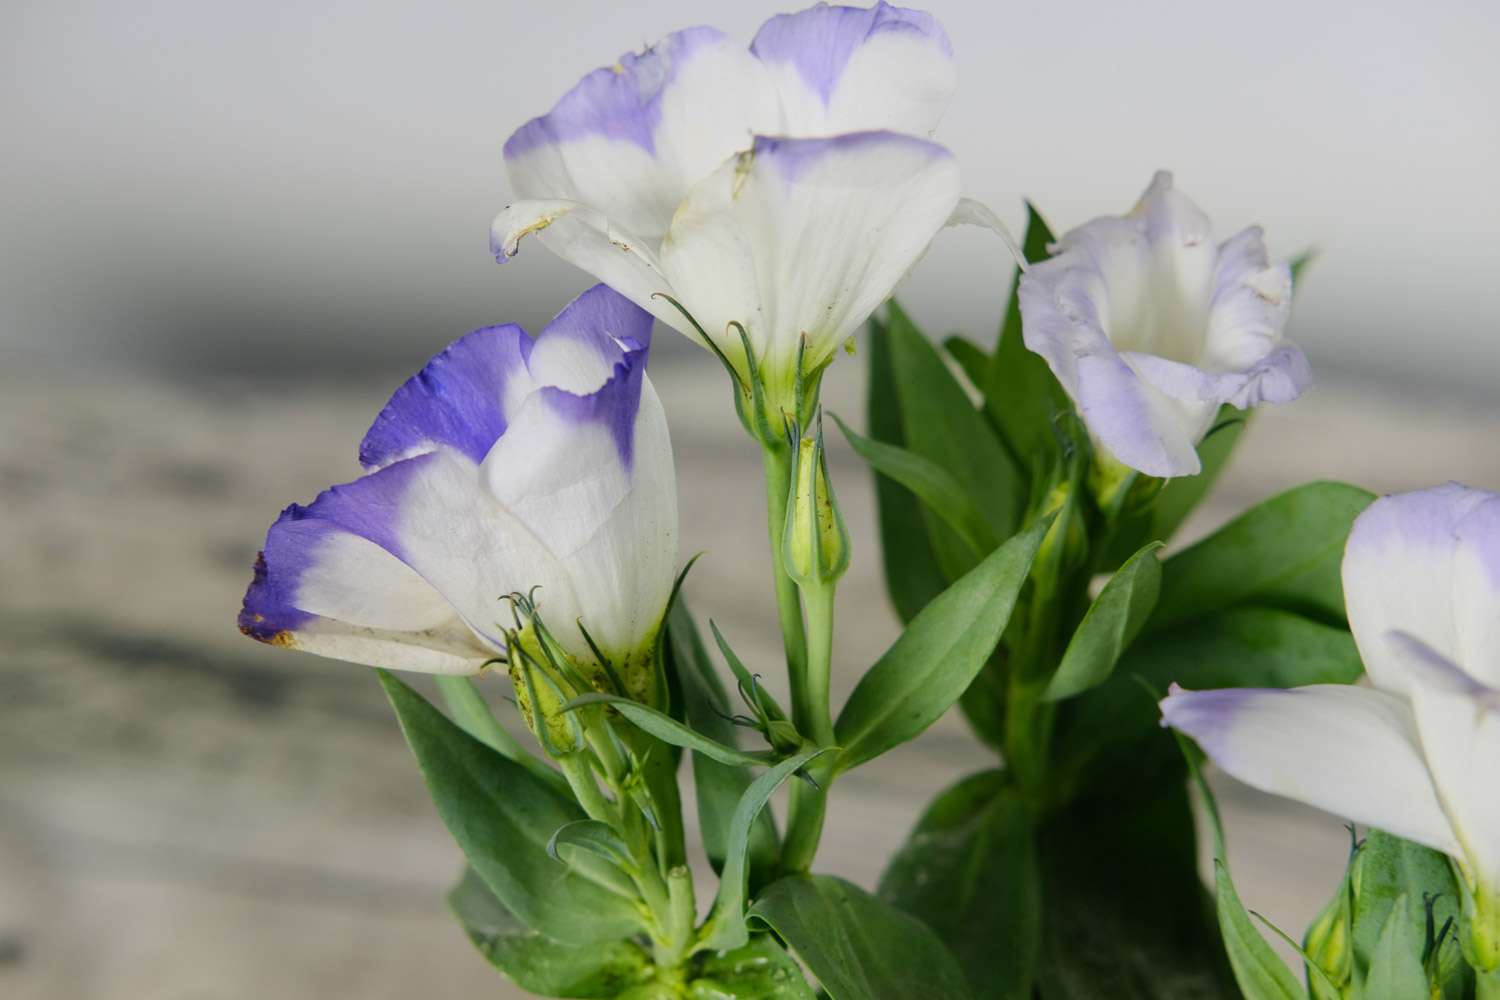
left=239, top=284, right=678, bottom=699
left=1018, top=172, right=1312, bottom=478
left=1161, top=484, right=1500, bottom=968
left=492, top=3, right=961, bottom=431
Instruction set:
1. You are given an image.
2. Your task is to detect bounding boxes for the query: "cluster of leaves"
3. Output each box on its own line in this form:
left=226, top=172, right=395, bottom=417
left=856, top=207, right=1378, bottom=999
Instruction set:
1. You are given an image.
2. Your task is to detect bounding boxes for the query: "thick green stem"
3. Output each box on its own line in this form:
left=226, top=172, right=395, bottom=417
left=780, top=583, right=836, bottom=875
left=761, top=443, right=810, bottom=726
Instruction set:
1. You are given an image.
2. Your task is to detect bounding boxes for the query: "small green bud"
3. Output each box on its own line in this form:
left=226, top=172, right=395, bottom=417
left=1304, top=873, right=1355, bottom=998
left=507, top=629, right=585, bottom=759
left=782, top=418, right=849, bottom=589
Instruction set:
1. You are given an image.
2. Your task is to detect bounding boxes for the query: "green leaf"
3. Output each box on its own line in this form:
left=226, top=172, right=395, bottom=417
left=1146, top=406, right=1250, bottom=546
left=564, top=693, right=778, bottom=768
left=1351, top=830, right=1468, bottom=999
left=546, top=819, right=636, bottom=870
left=447, top=866, right=651, bottom=998
left=1213, top=860, right=1309, bottom=1000
left=1044, top=542, right=1163, bottom=702
left=1057, top=607, right=1365, bottom=785
left=879, top=771, right=1039, bottom=1000
left=688, top=936, right=818, bottom=1000
left=432, top=673, right=570, bottom=794
left=1035, top=776, right=1239, bottom=1000
left=888, top=299, right=1024, bottom=577
left=664, top=599, right=779, bottom=884
left=944, top=334, right=990, bottom=389
left=982, top=202, right=1068, bottom=472
left=700, top=746, right=830, bottom=954
left=1149, top=481, right=1376, bottom=631
left=749, top=874, right=975, bottom=1000
left=865, top=313, right=948, bottom=622
left=834, top=514, right=1052, bottom=772
left=377, top=670, right=645, bottom=946
left=831, top=412, right=999, bottom=557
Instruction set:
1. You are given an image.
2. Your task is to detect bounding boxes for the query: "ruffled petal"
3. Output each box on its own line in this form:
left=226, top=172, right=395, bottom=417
left=358, top=324, right=535, bottom=470
left=750, top=1, right=955, bottom=137
left=1343, top=484, right=1498, bottom=694
left=659, top=131, right=960, bottom=385
left=490, top=199, right=696, bottom=340
left=1161, top=683, right=1461, bottom=857
left=504, top=27, right=781, bottom=246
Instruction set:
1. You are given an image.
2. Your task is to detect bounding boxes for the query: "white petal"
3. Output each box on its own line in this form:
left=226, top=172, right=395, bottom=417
left=1161, top=683, right=1461, bottom=857
left=1343, top=484, right=1497, bottom=694
left=1454, top=492, right=1500, bottom=688
left=659, top=131, right=960, bottom=388
left=504, top=27, right=781, bottom=246
left=750, top=2, right=956, bottom=138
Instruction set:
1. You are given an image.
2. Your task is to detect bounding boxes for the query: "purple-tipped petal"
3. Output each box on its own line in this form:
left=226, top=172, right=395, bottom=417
left=751, top=2, right=955, bottom=137
left=359, top=324, right=533, bottom=470
left=526, top=283, right=654, bottom=398
left=1161, top=684, right=1461, bottom=857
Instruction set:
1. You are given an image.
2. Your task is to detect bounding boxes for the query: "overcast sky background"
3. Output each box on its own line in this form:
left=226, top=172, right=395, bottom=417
left=2, top=0, right=1496, bottom=394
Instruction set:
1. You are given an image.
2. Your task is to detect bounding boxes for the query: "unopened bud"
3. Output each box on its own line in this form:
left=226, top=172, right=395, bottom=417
left=782, top=419, right=849, bottom=589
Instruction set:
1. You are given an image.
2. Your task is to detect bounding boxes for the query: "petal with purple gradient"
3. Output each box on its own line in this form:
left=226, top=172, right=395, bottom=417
left=1343, top=484, right=1498, bottom=693
left=1453, top=491, right=1500, bottom=688
left=359, top=324, right=535, bottom=470
left=751, top=2, right=955, bottom=137
left=1160, top=683, right=1460, bottom=857
left=658, top=131, right=961, bottom=393
left=504, top=27, right=781, bottom=247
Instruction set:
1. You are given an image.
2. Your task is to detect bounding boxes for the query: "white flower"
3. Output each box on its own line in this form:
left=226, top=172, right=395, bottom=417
left=1161, top=484, right=1500, bottom=968
left=491, top=3, right=962, bottom=428
left=239, top=284, right=678, bottom=694
left=1018, top=172, right=1312, bottom=478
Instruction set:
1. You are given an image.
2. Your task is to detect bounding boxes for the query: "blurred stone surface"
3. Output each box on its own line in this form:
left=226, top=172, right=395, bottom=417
left=1, top=354, right=1497, bottom=998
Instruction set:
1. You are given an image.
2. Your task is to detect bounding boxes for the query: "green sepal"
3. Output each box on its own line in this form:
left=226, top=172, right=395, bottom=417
left=563, top=693, right=782, bottom=768
left=1148, top=481, right=1377, bottom=631
left=698, top=746, right=831, bottom=954
left=748, top=873, right=975, bottom=1000
left=879, top=771, right=1039, bottom=1000
left=833, top=513, right=1053, bottom=773
left=1351, top=830, right=1469, bottom=1000
left=1043, top=541, right=1163, bottom=702
left=447, top=866, right=652, bottom=998
left=1363, top=894, right=1431, bottom=1000
left=377, top=670, right=647, bottom=946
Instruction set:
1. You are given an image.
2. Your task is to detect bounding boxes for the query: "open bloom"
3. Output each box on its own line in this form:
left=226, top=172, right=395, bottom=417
left=492, top=3, right=962, bottom=429
left=239, top=284, right=678, bottom=696
left=1161, top=484, right=1500, bottom=967
left=1018, top=172, right=1312, bottom=478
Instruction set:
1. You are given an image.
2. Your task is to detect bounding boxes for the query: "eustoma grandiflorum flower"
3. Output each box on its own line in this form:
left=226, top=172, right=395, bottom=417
left=1018, top=171, right=1312, bottom=478
left=492, top=2, right=961, bottom=437
left=239, top=284, right=678, bottom=706
left=1161, top=484, right=1500, bottom=970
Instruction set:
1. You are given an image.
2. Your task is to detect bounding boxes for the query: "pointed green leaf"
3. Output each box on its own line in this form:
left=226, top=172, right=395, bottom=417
left=865, top=313, right=948, bottom=622
left=1214, top=860, right=1309, bottom=1000
left=879, top=771, right=1039, bottom=1000
left=564, top=693, right=778, bottom=768
left=664, top=599, right=779, bottom=884
left=447, top=866, right=651, bottom=998
left=1146, top=406, right=1250, bottom=545
left=749, top=874, right=975, bottom=1000
left=699, top=746, right=830, bottom=954
left=831, top=412, right=999, bottom=558
left=834, top=514, right=1052, bottom=772
left=1149, top=481, right=1376, bottom=631
left=982, top=202, right=1068, bottom=471
left=432, top=673, right=569, bottom=794
left=888, top=299, right=1024, bottom=575
left=377, top=670, right=645, bottom=946
left=1363, top=894, right=1429, bottom=1000
left=546, top=819, right=636, bottom=871
left=944, top=334, right=990, bottom=389
left=1044, top=542, right=1163, bottom=702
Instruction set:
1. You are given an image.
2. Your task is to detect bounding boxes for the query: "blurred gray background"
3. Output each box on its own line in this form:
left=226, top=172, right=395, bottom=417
left=2, top=0, right=1497, bottom=389
left=2, top=2, right=1498, bottom=998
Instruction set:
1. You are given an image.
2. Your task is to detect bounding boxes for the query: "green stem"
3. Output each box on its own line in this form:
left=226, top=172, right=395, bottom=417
left=1480, top=970, right=1500, bottom=1000
left=780, top=583, right=836, bottom=875
left=761, top=442, right=810, bottom=726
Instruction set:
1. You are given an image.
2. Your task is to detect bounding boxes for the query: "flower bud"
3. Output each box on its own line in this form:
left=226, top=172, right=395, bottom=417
left=782, top=420, right=850, bottom=590
left=1303, top=848, right=1358, bottom=999
left=507, top=630, right=585, bottom=759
